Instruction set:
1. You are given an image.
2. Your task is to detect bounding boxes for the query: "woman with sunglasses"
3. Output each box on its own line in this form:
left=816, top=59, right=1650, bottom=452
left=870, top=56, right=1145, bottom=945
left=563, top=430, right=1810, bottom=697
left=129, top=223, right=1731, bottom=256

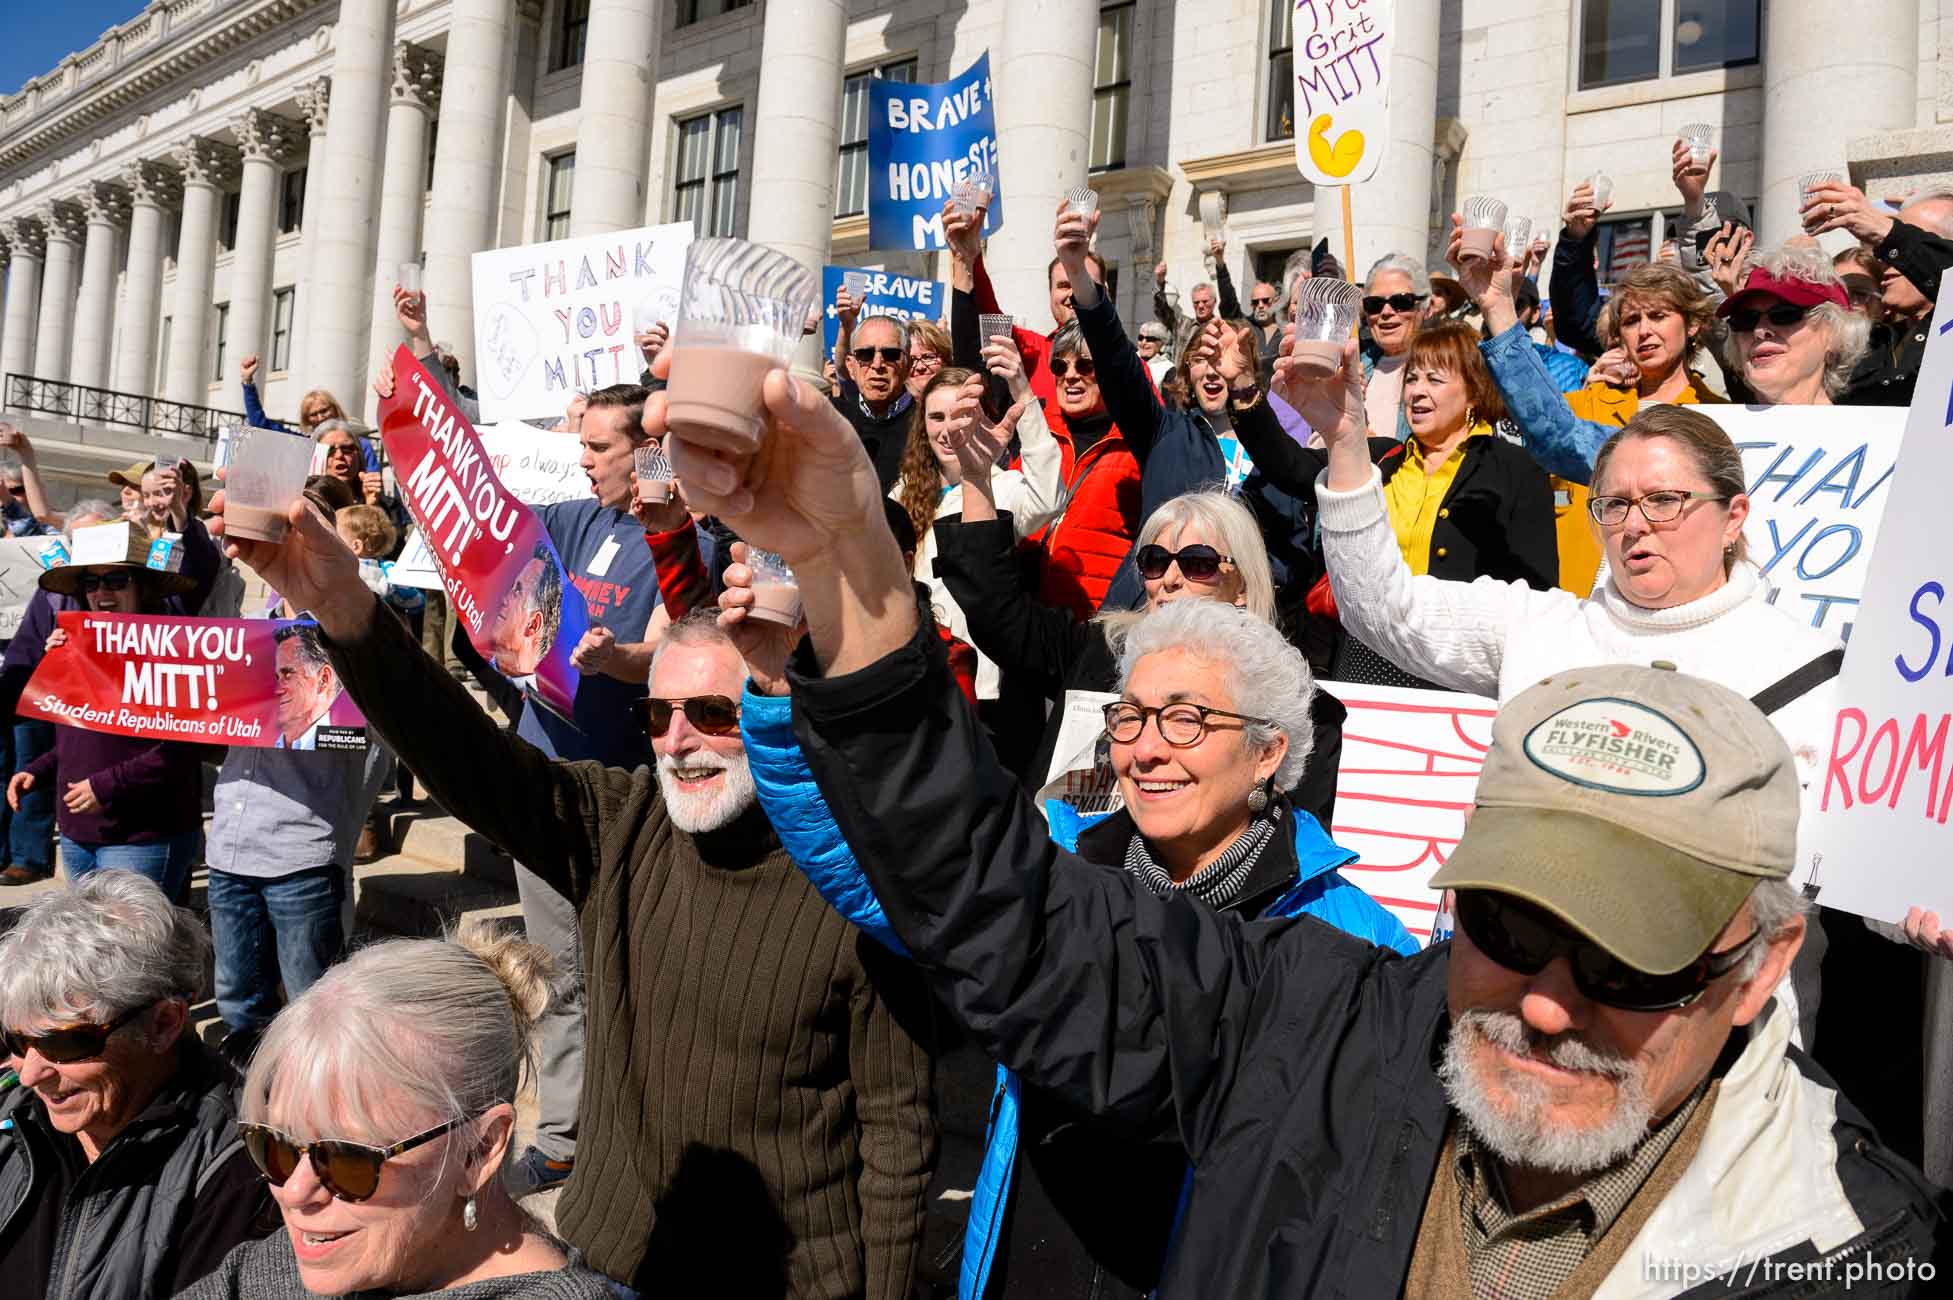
left=0, top=871, right=273, bottom=1298
left=182, top=920, right=615, bottom=1299
left=1357, top=253, right=1431, bottom=440
left=6, top=545, right=209, bottom=902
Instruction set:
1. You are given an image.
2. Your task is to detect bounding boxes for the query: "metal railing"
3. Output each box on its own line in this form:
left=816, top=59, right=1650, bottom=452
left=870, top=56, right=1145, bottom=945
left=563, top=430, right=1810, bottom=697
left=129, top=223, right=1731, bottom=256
left=3, top=372, right=241, bottom=443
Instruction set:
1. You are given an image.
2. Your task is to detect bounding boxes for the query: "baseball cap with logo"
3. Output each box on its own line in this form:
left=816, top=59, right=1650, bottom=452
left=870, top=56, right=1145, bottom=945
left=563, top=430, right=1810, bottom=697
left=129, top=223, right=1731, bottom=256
left=1431, top=664, right=1798, bottom=976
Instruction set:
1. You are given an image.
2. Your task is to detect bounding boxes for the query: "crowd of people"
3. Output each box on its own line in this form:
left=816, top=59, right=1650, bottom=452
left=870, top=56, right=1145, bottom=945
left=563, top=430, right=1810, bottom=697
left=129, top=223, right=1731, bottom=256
left=3, top=122, right=1953, bottom=1300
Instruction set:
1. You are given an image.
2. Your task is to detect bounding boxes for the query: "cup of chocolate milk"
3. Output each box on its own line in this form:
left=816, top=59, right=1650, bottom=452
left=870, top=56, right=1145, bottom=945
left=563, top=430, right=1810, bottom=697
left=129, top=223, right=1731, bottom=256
left=634, top=444, right=672, bottom=506
left=665, top=238, right=820, bottom=455
left=1288, top=278, right=1363, bottom=380
left=744, top=548, right=802, bottom=627
left=224, top=427, right=316, bottom=543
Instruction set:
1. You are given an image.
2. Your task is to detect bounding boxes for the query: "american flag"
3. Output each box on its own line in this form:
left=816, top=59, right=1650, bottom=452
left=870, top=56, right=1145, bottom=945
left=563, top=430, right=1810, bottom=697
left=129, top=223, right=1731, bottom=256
left=1607, top=224, right=1651, bottom=282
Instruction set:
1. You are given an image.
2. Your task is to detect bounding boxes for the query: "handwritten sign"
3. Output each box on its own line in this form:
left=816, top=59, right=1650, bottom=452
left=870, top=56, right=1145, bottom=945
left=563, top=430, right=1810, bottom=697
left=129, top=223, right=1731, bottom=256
left=1800, top=297, right=1953, bottom=922
left=820, top=267, right=944, bottom=360
left=478, top=423, right=589, bottom=508
left=0, top=537, right=55, bottom=639
left=868, top=53, right=1001, bottom=251
left=1705, top=405, right=1904, bottom=642
left=1291, top=0, right=1395, bottom=186
left=376, top=345, right=587, bottom=720
left=23, top=614, right=368, bottom=750
left=470, top=222, right=693, bottom=421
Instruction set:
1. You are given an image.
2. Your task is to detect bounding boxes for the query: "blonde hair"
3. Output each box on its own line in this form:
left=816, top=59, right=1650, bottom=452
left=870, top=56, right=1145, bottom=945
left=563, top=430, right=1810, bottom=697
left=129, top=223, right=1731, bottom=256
left=335, top=503, right=397, bottom=559
left=297, top=389, right=348, bottom=432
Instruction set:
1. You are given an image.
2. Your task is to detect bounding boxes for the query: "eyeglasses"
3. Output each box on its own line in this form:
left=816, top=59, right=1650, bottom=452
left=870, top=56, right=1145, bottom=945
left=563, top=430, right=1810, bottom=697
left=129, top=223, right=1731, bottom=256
left=1102, top=700, right=1268, bottom=748
left=1049, top=356, right=1097, bottom=380
left=1363, top=292, right=1426, bottom=315
left=239, top=1117, right=468, bottom=1203
left=1585, top=489, right=1725, bottom=527
left=4, top=1002, right=152, bottom=1064
left=1726, top=303, right=1810, bottom=333
left=634, top=694, right=740, bottom=738
left=1250, top=295, right=1276, bottom=307
left=850, top=346, right=905, bottom=367
left=76, top=572, right=136, bottom=594
left=1453, top=890, right=1762, bottom=1012
left=909, top=351, right=942, bottom=371
left=1135, top=543, right=1233, bottom=582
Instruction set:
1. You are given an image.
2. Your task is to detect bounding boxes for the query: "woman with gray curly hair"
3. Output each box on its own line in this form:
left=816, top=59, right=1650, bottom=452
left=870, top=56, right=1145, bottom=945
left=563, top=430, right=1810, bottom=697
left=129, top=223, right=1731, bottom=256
left=0, top=870, right=272, bottom=1297
left=1717, top=243, right=1871, bottom=404
left=183, top=920, right=614, bottom=1300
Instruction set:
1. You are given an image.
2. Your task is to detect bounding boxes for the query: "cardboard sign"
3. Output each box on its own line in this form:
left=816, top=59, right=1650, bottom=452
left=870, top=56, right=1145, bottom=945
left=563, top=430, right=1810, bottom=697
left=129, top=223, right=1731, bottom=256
left=478, top=423, right=590, bottom=508
left=0, top=537, right=53, bottom=640
left=1320, top=681, right=1495, bottom=945
left=22, top=613, right=368, bottom=750
left=820, top=267, right=944, bottom=360
left=868, top=53, right=1002, bottom=251
left=376, top=345, right=587, bottom=720
left=1800, top=295, right=1953, bottom=922
left=1291, top=0, right=1395, bottom=186
left=1704, top=405, right=1904, bottom=642
left=470, top=222, right=694, bottom=421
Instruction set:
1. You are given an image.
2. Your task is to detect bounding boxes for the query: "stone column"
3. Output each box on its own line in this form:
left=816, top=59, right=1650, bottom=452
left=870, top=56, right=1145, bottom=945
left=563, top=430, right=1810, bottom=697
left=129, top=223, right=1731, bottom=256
left=1759, top=0, right=1919, bottom=245
left=31, top=202, right=85, bottom=385
left=984, top=0, right=1098, bottom=326
left=1315, top=4, right=1440, bottom=278
left=225, top=109, right=300, bottom=382
left=569, top=0, right=658, bottom=236
left=306, top=0, right=396, bottom=409
left=425, top=0, right=514, bottom=387
left=288, top=77, right=332, bottom=385
left=366, top=43, right=441, bottom=421
left=114, top=161, right=181, bottom=396
left=0, top=219, right=45, bottom=399
left=71, top=181, right=131, bottom=391
left=164, top=137, right=240, bottom=408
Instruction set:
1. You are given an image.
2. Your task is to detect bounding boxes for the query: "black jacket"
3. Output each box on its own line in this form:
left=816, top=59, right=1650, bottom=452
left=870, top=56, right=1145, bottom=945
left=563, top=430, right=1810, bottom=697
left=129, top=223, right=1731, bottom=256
left=1842, top=218, right=1953, bottom=406
left=831, top=379, right=913, bottom=493
left=787, top=617, right=1948, bottom=1299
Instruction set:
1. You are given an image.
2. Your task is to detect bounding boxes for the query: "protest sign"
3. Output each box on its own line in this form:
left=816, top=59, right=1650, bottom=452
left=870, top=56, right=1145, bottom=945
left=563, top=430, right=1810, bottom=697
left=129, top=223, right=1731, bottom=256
left=376, top=345, right=587, bottom=720
left=1702, top=405, right=1903, bottom=642
left=0, top=537, right=55, bottom=639
left=1320, top=681, right=1495, bottom=945
left=470, top=221, right=693, bottom=422
left=1799, top=296, right=1953, bottom=922
left=22, top=613, right=367, bottom=750
left=478, top=423, right=589, bottom=507
left=868, top=53, right=1001, bottom=251
left=1290, top=0, right=1394, bottom=187
left=819, top=267, right=944, bottom=360
left=387, top=528, right=445, bottom=591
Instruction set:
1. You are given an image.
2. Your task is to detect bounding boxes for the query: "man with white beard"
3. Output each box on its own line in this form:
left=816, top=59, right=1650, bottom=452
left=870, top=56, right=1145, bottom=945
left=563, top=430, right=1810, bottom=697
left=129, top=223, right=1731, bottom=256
left=207, top=481, right=941, bottom=1300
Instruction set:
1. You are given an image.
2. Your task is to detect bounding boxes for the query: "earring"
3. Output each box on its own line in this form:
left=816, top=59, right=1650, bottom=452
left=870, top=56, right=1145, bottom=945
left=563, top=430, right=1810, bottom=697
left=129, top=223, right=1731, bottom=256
left=1247, top=783, right=1269, bottom=814
left=1464, top=405, right=1477, bottom=430
left=463, top=1197, right=478, bottom=1232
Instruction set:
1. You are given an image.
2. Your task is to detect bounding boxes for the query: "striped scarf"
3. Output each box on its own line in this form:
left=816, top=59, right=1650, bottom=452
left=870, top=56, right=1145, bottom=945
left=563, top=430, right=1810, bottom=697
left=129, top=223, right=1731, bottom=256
left=1123, top=815, right=1279, bottom=910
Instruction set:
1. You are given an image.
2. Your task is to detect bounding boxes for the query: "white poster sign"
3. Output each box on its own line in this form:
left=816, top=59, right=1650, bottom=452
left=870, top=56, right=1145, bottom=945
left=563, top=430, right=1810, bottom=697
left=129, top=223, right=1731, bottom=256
left=477, top=423, right=589, bottom=508
left=1291, top=0, right=1395, bottom=187
left=0, top=537, right=55, bottom=639
left=470, top=222, right=694, bottom=422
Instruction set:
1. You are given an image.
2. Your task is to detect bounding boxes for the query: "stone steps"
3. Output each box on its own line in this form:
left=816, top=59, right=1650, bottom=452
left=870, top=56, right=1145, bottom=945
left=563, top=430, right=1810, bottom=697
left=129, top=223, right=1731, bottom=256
left=352, top=799, right=523, bottom=940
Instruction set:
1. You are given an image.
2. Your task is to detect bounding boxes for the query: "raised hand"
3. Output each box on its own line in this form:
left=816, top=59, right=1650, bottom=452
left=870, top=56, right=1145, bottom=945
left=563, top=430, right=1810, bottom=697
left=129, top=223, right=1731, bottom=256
left=1801, top=181, right=1896, bottom=245
left=1671, top=138, right=1716, bottom=208
left=1563, top=181, right=1602, bottom=240
left=1586, top=347, right=1638, bottom=389
left=834, top=285, right=860, bottom=330
left=981, top=332, right=1028, bottom=401
left=571, top=625, right=617, bottom=674
left=210, top=488, right=369, bottom=638
left=1272, top=327, right=1365, bottom=451
left=715, top=541, right=803, bottom=696
left=1703, top=223, right=1754, bottom=298
left=240, top=354, right=261, bottom=386
left=393, top=284, right=430, bottom=343
left=942, top=198, right=985, bottom=267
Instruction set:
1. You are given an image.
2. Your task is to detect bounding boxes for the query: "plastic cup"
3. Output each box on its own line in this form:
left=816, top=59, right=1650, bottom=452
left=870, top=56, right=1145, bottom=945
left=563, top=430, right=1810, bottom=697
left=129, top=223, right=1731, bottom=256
left=842, top=270, right=870, bottom=303
left=950, top=172, right=994, bottom=216
left=1588, top=172, right=1614, bottom=208
left=1459, top=196, right=1508, bottom=263
left=223, top=427, right=315, bottom=543
left=978, top=313, right=1015, bottom=346
left=1062, top=186, right=1099, bottom=218
left=1501, top=215, right=1534, bottom=262
left=744, top=548, right=802, bottom=627
left=1679, top=123, right=1714, bottom=173
left=1799, top=169, right=1844, bottom=221
left=634, top=444, right=672, bottom=506
left=632, top=294, right=663, bottom=336
left=1288, top=279, right=1363, bottom=379
left=398, top=262, right=422, bottom=296
left=665, top=238, right=821, bottom=454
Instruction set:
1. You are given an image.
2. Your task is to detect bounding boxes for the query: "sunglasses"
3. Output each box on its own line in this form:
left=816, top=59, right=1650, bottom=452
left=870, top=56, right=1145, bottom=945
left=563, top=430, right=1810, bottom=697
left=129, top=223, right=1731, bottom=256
left=240, top=1116, right=466, bottom=1203
left=1135, top=543, right=1232, bottom=582
left=635, top=694, right=740, bottom=738
left=4, top=1002, right=152, bottom=1064
left=1250, top=295, right=1276, bottom=307
left=1363, top=292, right=1426, bottom=315
left=77, top=572, right=135, bottom=594
left=850, top=346, right=905, bottom=366
left=6, top=484, right=22, bottom=497
left=1726, top=303, right=1809, bottom=333
left=1049, top=356, right=1097, bottom=380
left=1453, top=890, right=1762, bottom=1013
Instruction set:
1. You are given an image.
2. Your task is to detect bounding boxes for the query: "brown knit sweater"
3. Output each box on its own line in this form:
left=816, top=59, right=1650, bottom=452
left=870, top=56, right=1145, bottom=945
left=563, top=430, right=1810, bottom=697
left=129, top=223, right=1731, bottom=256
left=326, top=600, right=937, bottom=1300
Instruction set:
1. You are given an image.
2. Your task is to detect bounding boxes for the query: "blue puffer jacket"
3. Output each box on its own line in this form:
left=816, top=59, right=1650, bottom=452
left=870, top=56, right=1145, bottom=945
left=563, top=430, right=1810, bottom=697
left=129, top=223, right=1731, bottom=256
left=743, top=686, right=1417, bottom=1299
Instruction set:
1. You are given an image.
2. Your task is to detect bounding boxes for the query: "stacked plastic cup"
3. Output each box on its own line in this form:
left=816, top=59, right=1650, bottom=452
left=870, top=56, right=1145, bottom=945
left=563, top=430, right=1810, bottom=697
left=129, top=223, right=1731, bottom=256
left=1289, top=279, right=1364, bottom=379
left=1679, top=123, right=1715, bottom=173
left=665, top=238, right=821, bottom=454
left=842, top=269, right=870, bottom=304
left=1062, top=186, right=1100, bottom=218
left=1501, top=215, right=1534, bottom=263
left=633, top=444, right=672, bottom=506
left=1588, top=173, right=1615, bottom=208
left=1799, top=170, right=1843, bottom=225
left=399, top=262, right=423, bottom=305
left=1459, top=197, right=1509, bottom=263
left=745, top=549, right=802, bottom=627
left=978, top=313, right=1015, bottom=345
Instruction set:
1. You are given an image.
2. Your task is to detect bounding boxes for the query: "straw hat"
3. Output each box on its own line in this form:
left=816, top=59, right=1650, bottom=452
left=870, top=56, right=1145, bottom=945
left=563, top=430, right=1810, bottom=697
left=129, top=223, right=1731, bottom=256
left=39, top=559, right=195, bottom=600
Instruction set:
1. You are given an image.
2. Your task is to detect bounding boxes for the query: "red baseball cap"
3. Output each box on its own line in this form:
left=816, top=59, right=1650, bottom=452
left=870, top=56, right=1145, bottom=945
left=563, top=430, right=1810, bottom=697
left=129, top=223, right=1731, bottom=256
left=1717, top=267, right=1849, bottom=318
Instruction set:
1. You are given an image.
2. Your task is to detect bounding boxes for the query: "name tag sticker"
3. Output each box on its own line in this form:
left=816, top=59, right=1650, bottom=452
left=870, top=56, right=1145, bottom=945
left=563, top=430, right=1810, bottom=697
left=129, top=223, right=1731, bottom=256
left=587, top=536, right=621, bottom=578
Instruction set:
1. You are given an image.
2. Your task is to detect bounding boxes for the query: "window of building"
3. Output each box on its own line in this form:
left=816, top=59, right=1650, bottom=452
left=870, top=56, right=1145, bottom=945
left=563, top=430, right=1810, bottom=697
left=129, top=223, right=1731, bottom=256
left=836, top=60, right=917, bottom=219
left=551, top=0, right=589, bottom=73
left=543, top=152, right=576, bottom=241
left=1253, top=247, right=1303, bottom=290
left=219, top=191, right=242, bottom=252
left=211, top=304, right=229, bottom=383
left=279, top=167, right=306, bottom=234
left=679, top=0, right=752, bottom=26
left=1266, top=0, right=1294, bottom=142
left=1090, top=1, right=1135, bottom=172
left=1577, top=0, right=1759, bottom=90
left=673, top=106, right=743, bottom=238
left=1593, top=209, right=1690, bottom=287
left=271, top=287, right=296, bottom=372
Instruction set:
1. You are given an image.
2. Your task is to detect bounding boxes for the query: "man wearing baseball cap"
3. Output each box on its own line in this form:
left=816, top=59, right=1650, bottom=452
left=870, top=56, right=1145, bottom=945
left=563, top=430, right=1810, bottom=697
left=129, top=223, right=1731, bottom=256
left=790, top=642, right=1947, bottom=1295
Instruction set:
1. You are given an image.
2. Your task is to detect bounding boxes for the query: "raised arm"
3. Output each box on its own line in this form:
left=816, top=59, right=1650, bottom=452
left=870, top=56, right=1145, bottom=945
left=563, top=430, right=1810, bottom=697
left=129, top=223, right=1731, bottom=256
left=238, top=355, right=293, bottom=432
left=932, top=515, right=1098, bottom=698
left=1213, top=247, right=1242, bottom=321
left=1550, top=181, right=1606, bottom=359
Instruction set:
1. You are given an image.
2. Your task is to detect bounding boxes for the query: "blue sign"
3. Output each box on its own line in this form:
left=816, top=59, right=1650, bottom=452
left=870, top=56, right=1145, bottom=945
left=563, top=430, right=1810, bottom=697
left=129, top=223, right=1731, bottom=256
left=867, top=53, right=1002, bottom=251
left=820, top=266, right=945, bottom=360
